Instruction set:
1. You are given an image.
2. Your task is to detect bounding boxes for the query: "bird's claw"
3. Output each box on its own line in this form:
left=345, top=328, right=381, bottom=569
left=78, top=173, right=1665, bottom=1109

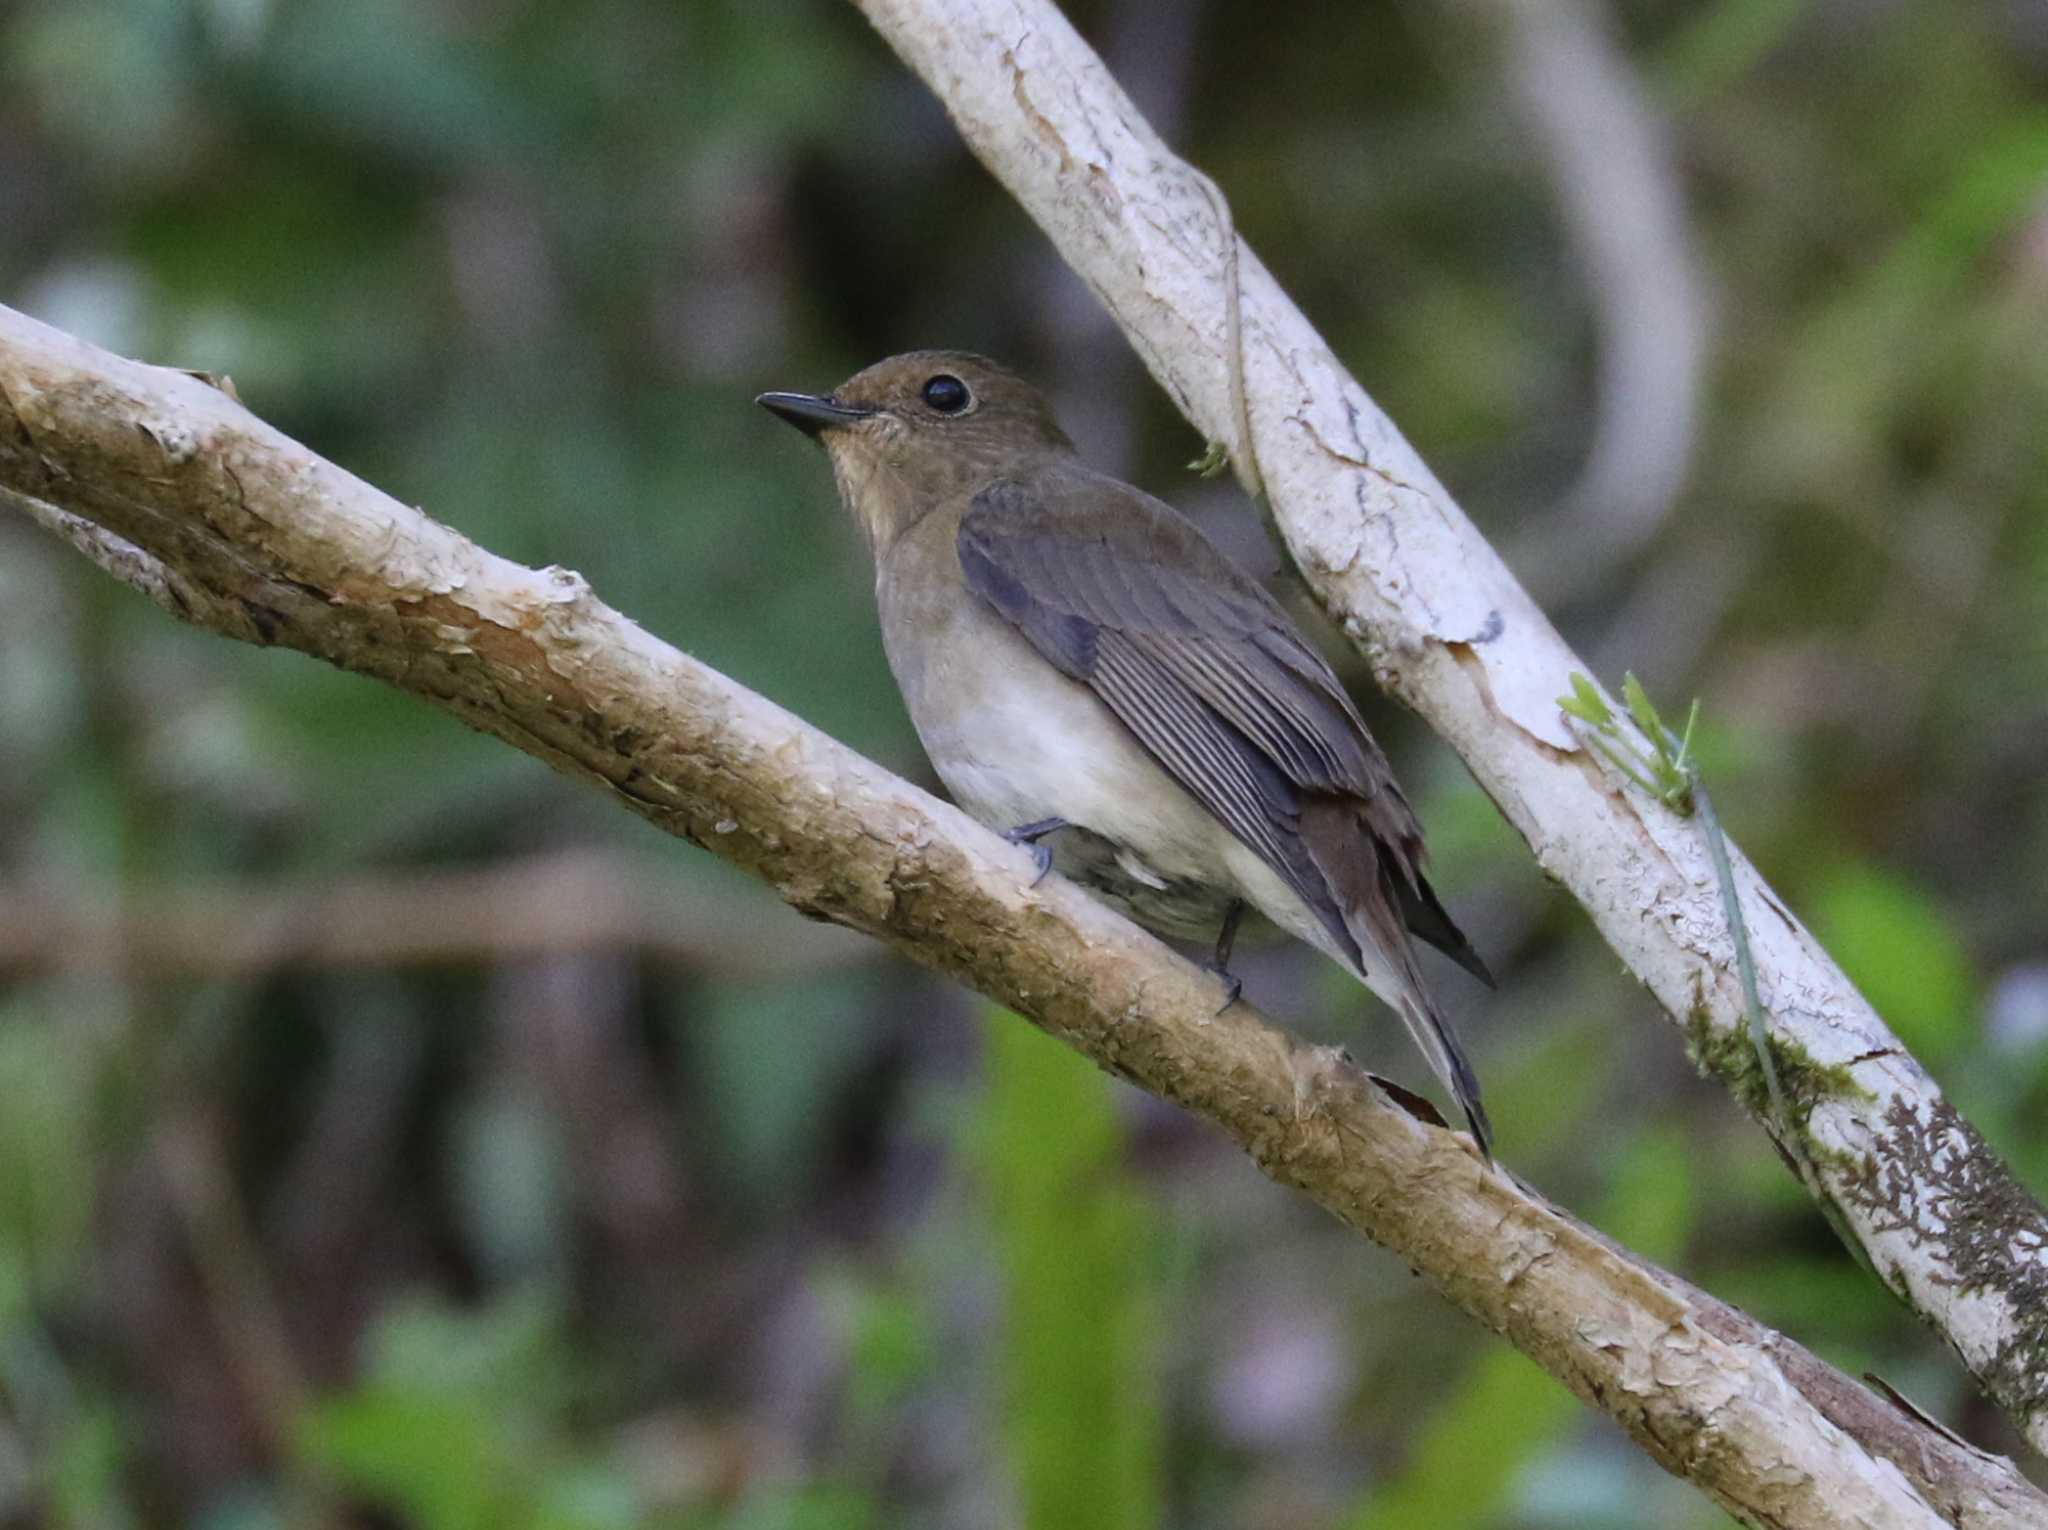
left=1203, top=962, right=1243, bottom=1014
left=1002, top=817, right=1068, bottom=888
left=1204, top=900, right=1246, bottom=1013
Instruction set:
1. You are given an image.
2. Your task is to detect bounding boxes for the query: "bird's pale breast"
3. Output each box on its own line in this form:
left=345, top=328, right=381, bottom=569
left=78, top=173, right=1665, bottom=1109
left=873, top=510, right=1339, bottom=955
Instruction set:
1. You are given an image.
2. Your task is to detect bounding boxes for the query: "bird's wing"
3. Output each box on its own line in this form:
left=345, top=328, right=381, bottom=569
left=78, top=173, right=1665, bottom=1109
left=957, top=473, right=1489, bottom=984
left=959, top=473, right=1493, bottom=1153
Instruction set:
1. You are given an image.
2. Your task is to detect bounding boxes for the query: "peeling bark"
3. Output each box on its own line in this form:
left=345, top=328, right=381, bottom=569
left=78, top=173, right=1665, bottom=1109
left=849, top=0, right=2048, bottom=1456
left=5, top=304, right=2047, bottom=1527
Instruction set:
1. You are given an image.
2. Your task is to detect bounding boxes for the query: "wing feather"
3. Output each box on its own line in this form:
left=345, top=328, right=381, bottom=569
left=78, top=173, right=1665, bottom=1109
left=958, top=471, right=1492, bottom=1153
left=957, top=472, right=1479, bottom=982
left=1091, top=633, right=1307, bottom=895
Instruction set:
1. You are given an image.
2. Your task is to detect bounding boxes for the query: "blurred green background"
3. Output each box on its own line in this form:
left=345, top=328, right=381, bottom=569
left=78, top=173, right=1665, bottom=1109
left=3, top=0, right=2046, bottom=1525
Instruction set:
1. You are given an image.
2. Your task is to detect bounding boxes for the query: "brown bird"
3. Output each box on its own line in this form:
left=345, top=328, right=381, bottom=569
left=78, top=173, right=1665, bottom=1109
left=759, top=352, right=1494, bottom=1156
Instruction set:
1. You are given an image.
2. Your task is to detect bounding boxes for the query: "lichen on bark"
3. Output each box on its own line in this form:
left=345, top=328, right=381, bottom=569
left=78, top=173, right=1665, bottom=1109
left=1841, top=1095, right=2048, bottom=1423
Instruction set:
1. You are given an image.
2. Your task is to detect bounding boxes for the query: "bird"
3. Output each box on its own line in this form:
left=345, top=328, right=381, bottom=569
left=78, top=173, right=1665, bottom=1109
left=758, top=351, right=1495, bottom=1158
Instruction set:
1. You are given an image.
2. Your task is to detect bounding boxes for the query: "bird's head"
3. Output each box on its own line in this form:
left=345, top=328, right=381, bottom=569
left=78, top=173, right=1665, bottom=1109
left=758, top=351, right=1075, bottom=546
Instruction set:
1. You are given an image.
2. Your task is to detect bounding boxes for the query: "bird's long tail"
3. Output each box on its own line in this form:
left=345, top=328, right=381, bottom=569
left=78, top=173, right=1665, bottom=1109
left=1298, top=797, right=1493, bottom=1161
left=1393, top=991, right=1492, bottom=1161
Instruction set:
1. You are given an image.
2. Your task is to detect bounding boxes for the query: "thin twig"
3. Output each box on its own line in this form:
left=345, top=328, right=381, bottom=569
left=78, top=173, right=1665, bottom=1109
left=1692, top=782, right=1786, bottom=1130
left=1185, top=165, right=1264, bottom=502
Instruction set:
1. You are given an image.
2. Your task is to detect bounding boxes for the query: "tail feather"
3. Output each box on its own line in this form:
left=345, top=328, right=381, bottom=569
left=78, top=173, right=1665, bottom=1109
left=1394, top=872, right=1495, bottom=989
left=1298, top=796, right=1493, bottom=1161
left=1396, top=994, right=1493, bottom=1161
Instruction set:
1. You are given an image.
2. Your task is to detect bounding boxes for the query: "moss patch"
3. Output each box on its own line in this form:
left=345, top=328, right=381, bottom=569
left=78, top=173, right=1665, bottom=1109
left=1682, top=1005, right=1870, bottom=1127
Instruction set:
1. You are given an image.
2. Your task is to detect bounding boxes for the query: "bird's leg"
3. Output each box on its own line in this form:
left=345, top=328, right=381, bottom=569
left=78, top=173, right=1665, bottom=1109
left=1001, top=817, right=1071, bottom=887
left=1205, top=900, right=1247, bottom=1010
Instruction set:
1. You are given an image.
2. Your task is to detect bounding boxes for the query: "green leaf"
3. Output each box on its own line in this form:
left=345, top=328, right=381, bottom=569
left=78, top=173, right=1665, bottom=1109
left=1557, top=673, right=1613, bottom=726
left=1621, top=672, right=1667, bottom=748
left=1655, top=0, right=1810, bottom=105
left=1673, top=699, right=1702, bottom=775
left=825, top=1267, right=935, bottom=1424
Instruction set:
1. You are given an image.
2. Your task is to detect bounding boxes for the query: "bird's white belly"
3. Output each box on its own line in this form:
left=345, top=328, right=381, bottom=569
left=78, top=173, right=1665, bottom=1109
left=883, top=594, right=1349, bottom=964
left=905, top=619, right=1214, bottom=871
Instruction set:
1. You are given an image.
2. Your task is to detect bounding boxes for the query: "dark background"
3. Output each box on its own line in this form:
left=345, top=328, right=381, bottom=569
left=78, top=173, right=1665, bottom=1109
left=2, top=0, right=2045, bottom=1525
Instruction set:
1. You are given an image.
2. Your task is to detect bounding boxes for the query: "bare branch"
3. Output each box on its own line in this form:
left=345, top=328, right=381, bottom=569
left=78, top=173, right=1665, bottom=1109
left=846, top=0, right=2048, bottom=1455
left=0, top=852, right=869, bottom=980
left=3, top=305, right=2045, bottom=1527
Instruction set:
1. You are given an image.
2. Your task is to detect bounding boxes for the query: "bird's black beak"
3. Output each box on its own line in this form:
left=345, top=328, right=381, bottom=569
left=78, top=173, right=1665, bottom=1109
left=756, top=391, right=876, bottom=439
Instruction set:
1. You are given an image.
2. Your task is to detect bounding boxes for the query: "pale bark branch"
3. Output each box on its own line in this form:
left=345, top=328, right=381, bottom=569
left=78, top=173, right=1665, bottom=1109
left=2, top=306, right=2044, bottom=1528
left=849, top=0, right=2048, bottom=1457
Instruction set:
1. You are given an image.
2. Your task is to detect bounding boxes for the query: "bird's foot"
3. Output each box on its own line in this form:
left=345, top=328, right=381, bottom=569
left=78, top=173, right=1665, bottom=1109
left=1202, top=961, right=1244, bottom=1015
left=1205, top=900, right=1247, bottom=1012
left=1002, top=817, right=1071, bottom=888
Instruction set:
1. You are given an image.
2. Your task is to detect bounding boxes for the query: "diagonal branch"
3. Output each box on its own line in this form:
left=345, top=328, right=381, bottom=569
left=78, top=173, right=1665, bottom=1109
left=848, top=0, right=2048, bottom=1455
left=2, top=305, right=2044, bottom=1529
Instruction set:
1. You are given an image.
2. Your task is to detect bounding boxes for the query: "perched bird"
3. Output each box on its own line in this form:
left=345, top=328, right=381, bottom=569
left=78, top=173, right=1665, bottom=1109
left=759, top=352, right=1494, bottom=1156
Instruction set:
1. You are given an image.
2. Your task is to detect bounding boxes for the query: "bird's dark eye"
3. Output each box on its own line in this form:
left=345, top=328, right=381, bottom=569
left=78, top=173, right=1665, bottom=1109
left=921, top=374, right=970, bottom=414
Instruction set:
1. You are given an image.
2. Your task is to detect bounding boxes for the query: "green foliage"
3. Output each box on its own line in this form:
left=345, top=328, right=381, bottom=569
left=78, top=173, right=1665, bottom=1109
left=698, top=1487, right=876, bottom=1530
left=1557, top=673, right=1699, bottom=814
left=1810, top=866, right=1975, bottom=1065
left=1410, top=777, right=1528, bottom=894
left=974, top=1018, right=1162, bottom=1530
left=299, top=1287, right=636, bottom=1530
left=1480, top=1014, right=1614, bottom=1161
left=825, top=1267, right=935, bottom=1434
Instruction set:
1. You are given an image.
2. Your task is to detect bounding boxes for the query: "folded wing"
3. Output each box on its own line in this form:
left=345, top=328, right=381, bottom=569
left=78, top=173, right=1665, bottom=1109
left=958, top=471, right=1492, bottom=1152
